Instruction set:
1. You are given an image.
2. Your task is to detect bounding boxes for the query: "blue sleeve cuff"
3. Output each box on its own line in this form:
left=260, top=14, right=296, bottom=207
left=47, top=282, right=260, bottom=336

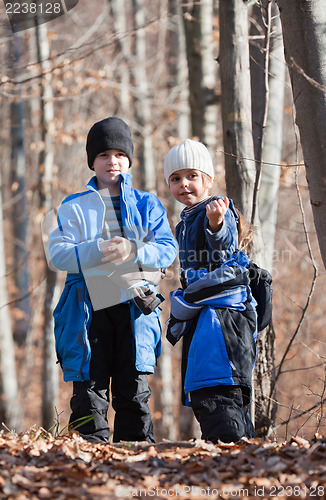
left=205, top=219, right=227, bottom=240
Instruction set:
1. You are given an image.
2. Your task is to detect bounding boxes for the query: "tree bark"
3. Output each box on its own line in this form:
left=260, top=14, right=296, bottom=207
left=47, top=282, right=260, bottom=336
left=219, top=0, right=256, bottom=220
left=276, top=0, right=326, bottom=269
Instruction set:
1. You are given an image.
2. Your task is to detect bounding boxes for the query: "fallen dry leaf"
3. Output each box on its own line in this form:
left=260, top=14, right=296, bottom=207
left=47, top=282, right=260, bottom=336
left=0, top=428, right=326, bottom=499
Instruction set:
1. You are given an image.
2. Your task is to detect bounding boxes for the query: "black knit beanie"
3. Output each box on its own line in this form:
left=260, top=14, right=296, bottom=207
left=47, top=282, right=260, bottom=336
left=86, top=117, right=134, bottom=169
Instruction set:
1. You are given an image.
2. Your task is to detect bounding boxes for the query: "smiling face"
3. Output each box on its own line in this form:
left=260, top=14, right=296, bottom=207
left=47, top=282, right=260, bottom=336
left=92, top=149, right=130, bottom=193
left=168, top=169, right=213, bottom=206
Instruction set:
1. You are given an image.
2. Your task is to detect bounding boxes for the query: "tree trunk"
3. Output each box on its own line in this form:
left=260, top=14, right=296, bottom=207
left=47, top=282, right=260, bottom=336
left=157, top=339, right=177, bottom=441
left=35, top=21, right=59, bottom=432
left=133, top=0, right=156, bottom=192
left=219, top=0, right=278, bottom=437
left=201, top=0, right=219, bottom=154
left=218, top=0, right=256, bottom=220
left=110, top=0, right=131, bottom=117
left=257, top=3, right=285, bottom=271
left=165, top=0, right=190, bottom=141
left=250, top=1, right=284, bottom=436
left=9, top=33, right=30, bottom=345
left=182, top=1, right=205, bottom=140
left=276, top=0, right=326, bottom=269
left=250, top=1, right=285, bottom=270
left=176, top=2, right=190, bottom=141
left=182, top=0, right=218, bottom=150
left=0, top=169, right=21, bottom=431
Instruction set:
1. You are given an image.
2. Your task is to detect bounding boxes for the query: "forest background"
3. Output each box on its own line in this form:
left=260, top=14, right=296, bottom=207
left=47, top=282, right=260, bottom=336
left=0, top=0, right=326, bottom=443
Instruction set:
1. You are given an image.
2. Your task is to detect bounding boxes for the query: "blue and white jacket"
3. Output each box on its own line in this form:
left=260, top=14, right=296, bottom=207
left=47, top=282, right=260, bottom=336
left=48, top=173, right=178, bottom=381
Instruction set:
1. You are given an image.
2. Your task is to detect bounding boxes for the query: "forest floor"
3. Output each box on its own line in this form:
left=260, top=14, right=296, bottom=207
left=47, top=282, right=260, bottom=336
left=0, top=429, right=326, bottom=499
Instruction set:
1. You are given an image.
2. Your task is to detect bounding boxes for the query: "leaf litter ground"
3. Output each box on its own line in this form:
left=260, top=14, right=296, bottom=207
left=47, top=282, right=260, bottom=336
left=0, top=428, right=326, bottom=499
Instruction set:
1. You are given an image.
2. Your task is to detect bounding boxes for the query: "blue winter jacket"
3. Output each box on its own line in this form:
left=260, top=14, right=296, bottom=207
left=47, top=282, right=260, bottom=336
left=49, top=173, right=178, bottom=381
left=170, top=198, right=257, bottom=405
left=167, top=251, right=258, bottom=406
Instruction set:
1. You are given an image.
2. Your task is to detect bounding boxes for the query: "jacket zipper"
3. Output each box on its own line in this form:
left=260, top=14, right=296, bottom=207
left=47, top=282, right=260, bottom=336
left=79, top=280, right=88, bottom=381
left=120, top=177, right=137, bottom=240
left=79, top=178, right=135, bottom=379
left=79, top=187, right=106, bottom=380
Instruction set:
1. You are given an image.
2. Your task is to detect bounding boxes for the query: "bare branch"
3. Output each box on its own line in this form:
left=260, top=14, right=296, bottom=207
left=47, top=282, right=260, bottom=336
left=273, top=120, right=319, bottom=386
left=274, top=397, right=326, bottom=430
left=290, top=57, right=326, bottom=93
left=0, top=15, right=171, bottom=88
left=220, top=150, right=305, bottom=168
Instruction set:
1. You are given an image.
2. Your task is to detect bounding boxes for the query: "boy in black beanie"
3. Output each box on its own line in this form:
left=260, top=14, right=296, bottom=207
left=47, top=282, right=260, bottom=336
left=47, top=117, right=177, bottom=443
left=86, top=117, right=165, bottom=313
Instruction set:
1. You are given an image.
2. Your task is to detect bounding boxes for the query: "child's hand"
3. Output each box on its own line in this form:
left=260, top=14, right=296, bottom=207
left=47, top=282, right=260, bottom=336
left=99, top=236, right=137, bottom=265
left=206, top=197, right=229, bottom=233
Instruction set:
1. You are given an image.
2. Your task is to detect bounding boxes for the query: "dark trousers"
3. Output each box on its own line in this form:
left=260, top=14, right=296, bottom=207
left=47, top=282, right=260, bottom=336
left=69, top=303, right=154, bottom=443
left=190, top=385, right=255, bottom=444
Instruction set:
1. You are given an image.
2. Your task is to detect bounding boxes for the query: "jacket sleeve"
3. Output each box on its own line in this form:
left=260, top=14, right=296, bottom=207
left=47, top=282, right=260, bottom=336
left=48, top=199, right=112, bottom=273
left=205, top=199, right=238, bottom=255
left=134, top=195, right=178, bottom=269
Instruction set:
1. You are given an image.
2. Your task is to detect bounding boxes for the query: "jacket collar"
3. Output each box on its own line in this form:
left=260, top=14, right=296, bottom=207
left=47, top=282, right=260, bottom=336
left=180, top=196, right=214, bottom=221
left=86, top=172, right=133, bottom=195
left=180, top=196, right=238, bottom=223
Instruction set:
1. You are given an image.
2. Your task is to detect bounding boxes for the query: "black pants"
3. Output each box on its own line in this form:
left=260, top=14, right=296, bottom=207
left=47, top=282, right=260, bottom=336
left=190, top=385, right=255, bottom=443
left=69, top=303, right=154, bottom=443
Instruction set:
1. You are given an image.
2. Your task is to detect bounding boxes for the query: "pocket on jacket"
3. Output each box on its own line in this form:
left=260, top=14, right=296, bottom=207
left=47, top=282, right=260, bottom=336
left=53, top=283, right=71, bottom=324
left=186, top=308, right=231, bottom=386
left=54, top=322, right=64, bottom=366
left=217, top=308, right=256, bottom=377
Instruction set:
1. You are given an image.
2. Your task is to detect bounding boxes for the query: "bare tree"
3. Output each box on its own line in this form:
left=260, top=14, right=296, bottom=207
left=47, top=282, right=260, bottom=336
left=276, top=0, right=326, bottom=269
left=250, top=1, right=285, bottom=271
left=133, top=0, right=156, bottom=192
left=9, top=33, right=30, bottom=345
left=249, top=1, right=285, bottom=435
left=219, top=0, right=282, bottom=437
left=182, top=1, right=204, bottom=140
left=182, top=0, right=219, bottom=151
left=0, top=168, right=22, bottom=431
left=218, top=0, right=256, bottom=221
left=35, top=21, right=59, bottom=432
left=201, top=0, right=219, bottom=153
left=110, top=0, right=132, bottom=117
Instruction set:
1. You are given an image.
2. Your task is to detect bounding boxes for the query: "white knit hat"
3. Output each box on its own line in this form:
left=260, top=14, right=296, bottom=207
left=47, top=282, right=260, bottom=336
left=164, top=139, right=215, bottom=184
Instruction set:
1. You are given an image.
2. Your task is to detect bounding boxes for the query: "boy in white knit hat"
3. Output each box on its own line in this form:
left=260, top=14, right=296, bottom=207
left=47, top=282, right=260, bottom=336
left=164, top=139, right=257, bottom=444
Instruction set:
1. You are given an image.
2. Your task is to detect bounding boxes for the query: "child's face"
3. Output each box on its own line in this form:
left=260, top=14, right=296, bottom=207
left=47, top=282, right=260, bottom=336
left=92, top=149, right=129, bottom=190
left=169, top=169, right=213, bottom=206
